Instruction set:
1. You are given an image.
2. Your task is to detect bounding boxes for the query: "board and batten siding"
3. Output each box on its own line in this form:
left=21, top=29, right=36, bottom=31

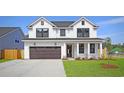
left=29, top=19, right=55, bottom=38
left=73, top=19, right=97, bottom=38
left=28, top=18, right=97, bottom=38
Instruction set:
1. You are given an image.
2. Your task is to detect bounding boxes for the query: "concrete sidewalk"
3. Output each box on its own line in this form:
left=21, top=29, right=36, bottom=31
left=0, top=59, right=66, bottom=77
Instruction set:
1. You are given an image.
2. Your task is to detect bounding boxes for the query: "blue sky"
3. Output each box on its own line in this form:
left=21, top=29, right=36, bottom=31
left=0, top=16, right=124, bottom=44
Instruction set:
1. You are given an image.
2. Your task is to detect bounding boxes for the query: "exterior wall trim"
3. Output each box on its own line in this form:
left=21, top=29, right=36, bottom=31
left=22, top=40, right=104, bottom=43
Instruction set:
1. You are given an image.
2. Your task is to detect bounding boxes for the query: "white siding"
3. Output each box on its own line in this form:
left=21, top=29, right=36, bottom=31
left=73, top=43, right=99, bottom=59
left=29, top=19, right=55, bottom=38
left=24, top=17, right=100, bottom=59
left=28, top=18, right=97, bottom=38
left=53, top=28, right=74, bottom=38
left=24, top=42, right=66, bottom=59
left=73, top=19, right=97, bottom=38
left=24, top=41, right=99, bottom=59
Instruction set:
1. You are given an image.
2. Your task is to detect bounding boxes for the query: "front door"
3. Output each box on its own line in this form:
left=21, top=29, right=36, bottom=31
left=67, top=45, right=72, bottom=57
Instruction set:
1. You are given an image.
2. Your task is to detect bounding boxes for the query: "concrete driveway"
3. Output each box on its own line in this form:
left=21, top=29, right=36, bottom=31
left=0, top=59, right=66, bottom=77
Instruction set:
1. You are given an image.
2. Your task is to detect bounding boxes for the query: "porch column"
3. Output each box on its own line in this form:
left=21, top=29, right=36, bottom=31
left=76, top=43, right=79, bottom=57
left=100, top=43, right=103, bottom=58
left=87, top=43, right=90, bottom=59
left=95, top=43, right=98, bottom=59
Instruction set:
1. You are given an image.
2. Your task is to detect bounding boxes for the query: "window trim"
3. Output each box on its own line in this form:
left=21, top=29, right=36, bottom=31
left=41, top=21, right=44, bottom=25
left=60, top=29, right=66, bottom=36
left=36, top=28, right=49, bottom=37
left=79, top=43, right=84, bottom=54
left=84, top=28, right=90, bottom=37
left=90, top=43, right=95, bottom=53
left=82, top=21, right=85, bottom=25
left=77, top=28, right=89, bottom=37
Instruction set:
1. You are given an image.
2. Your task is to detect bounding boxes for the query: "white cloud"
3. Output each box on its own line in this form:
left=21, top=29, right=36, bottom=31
left=97, top=17, right=124, bottom=25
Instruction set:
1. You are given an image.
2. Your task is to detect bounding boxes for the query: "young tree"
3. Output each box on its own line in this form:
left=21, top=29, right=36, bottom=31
left=104, top=37, right=112, bottom=63
left=105, top=37, right=112, bottom=53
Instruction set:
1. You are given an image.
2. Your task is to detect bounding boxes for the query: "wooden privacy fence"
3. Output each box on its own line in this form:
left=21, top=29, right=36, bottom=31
left=1, top=49, right=24, bottom=59
left=0, top=50, right=2, bottom=59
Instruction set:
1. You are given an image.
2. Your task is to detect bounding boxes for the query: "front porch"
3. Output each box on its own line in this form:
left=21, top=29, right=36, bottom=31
left=62, top=42, right=103, bottom=59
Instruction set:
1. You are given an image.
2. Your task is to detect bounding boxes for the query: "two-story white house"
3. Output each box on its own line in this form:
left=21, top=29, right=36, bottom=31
left=22, top=17, right=104, bottom=59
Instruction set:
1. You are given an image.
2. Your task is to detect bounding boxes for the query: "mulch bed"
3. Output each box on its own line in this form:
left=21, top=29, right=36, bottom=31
left=101, top=63, right=119, bottom=69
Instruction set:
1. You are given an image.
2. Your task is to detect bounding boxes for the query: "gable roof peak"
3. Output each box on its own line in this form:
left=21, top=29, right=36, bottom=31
left=69, top=16, right=99, bottom=27
left=28, top=16, right=99, bottom=28
left=27, top=17, right=56, bottom=28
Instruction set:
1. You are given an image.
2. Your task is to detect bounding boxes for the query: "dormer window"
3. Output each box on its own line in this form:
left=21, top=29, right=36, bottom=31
left=82, top=21, right=85, bottom=25
left=41, top=21, right=44, bottom=25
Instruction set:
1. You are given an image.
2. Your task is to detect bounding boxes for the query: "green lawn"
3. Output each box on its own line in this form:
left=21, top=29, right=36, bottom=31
left=63, top=58, right=124, bottom=77
left=0, top=59, right=11, bottom=63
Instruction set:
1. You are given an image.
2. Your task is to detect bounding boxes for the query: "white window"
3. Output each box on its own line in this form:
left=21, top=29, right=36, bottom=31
left=60, top=29, right=66, bottom=36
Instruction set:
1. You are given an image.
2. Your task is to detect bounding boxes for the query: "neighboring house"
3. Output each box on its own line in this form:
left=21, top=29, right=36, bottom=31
left=0, top=27, right=24, bottom=50
left=111, top=47, right=123, bottom=54
left=22, top=17, right=104, bottom=59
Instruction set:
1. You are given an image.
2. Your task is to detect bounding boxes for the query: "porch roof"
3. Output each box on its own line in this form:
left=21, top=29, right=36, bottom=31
left=22, top=38, right=104, bottom=42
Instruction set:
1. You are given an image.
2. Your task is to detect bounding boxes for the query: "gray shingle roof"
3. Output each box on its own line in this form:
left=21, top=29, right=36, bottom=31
left=0, top=27, right=20, bottom=37
left=51, top=21, right=75, bottom=27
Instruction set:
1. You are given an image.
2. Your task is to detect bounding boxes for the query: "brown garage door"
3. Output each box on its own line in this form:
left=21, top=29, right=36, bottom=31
left=30, top=47, right=61, bottom=59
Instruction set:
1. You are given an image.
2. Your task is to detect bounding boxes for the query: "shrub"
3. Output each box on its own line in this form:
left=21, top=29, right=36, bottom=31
left=75, top=57, right=81, bottom=60
left=81, top=58, right=85, bottom=60
left=89, top=57, right=95, bottom=60
left=99, top=56, right=116, bottom=60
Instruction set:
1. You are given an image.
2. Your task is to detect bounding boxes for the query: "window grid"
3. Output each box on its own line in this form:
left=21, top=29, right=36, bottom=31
left=79, top=44, right=84, bottom=53
left=90, top=43, right=95, bottom=53
left=36, top=28, right=49, bottom=37
left=77, top=28, right=89, bottom=37
left=60, top=29, right=66, bottom=36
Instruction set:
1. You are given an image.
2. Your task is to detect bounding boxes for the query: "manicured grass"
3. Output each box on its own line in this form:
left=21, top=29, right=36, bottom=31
left=0, top=59, right=11, bottom=63
left=63, top=58, right=124, bottom=77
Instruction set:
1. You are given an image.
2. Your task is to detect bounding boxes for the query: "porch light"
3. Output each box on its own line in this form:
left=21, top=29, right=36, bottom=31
left=54, top=43, right=57, bottom=46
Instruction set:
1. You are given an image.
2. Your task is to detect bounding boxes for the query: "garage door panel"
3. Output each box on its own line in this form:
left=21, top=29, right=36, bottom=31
left=30, top=47, right=61, bottom=59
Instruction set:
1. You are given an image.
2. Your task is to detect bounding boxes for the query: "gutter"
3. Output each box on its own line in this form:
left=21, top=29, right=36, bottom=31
left=22, top=39, right=104, bottom=43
